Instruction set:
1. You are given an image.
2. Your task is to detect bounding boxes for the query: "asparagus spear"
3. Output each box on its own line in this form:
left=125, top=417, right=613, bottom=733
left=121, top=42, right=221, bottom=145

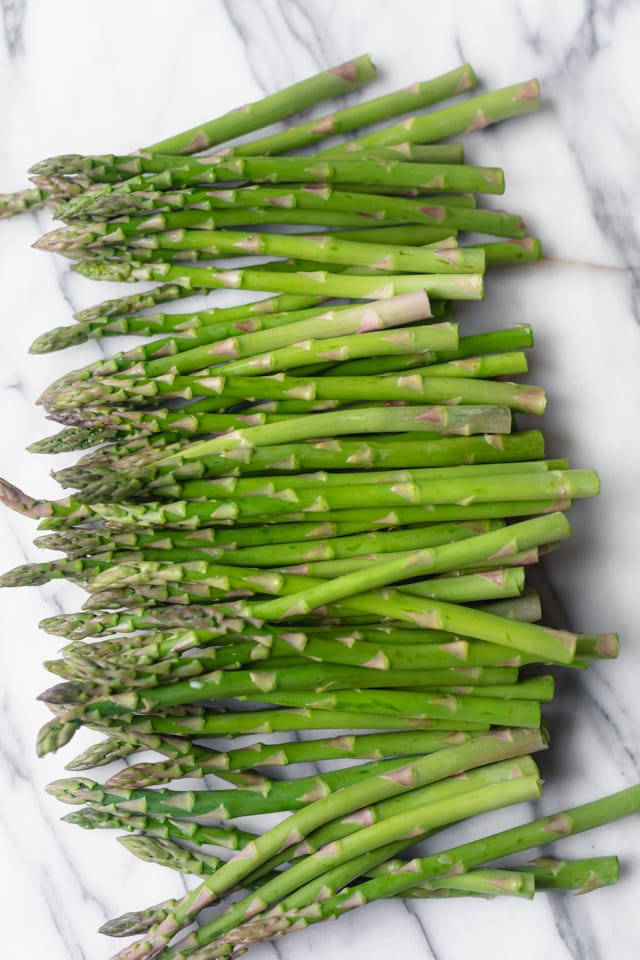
left=61, top=184, right=526, bottom=236
left=243, top=784, right=640, bottom=951
left=147, top=54, right=378, bottom=154
left=100, top=728, right=546, bottom=958
left=105, top=729, right=484, bottom=788
left=324, top=79, right=540, bottom=152
left=148, top=66, right=476, bottom=159
left=38, top=153, right=505, bottom=197
left=62, top=806, right=256, bottom=851
left=123, top=774, right=544, bottom=960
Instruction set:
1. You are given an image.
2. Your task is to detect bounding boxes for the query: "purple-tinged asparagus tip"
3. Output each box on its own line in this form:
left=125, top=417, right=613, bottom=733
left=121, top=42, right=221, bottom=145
left=0, top=478, right=52, bottom=518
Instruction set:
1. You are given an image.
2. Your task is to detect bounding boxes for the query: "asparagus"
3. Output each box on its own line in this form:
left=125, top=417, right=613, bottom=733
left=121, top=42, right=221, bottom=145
left=118, top=835, right=223, bottom=877
left=29, top=285, right=336, bottom=356
left=243, top=755, right=541, bottom=883
left=90, top=708, right=491, bottom=737
left=0, top=56, right=630, bottom=960
left=57, top=431, right=545, bottom=481
left=12, top=518, right=505, bottom=583
left=169, top=66, right=476, bottom=158
left=76, top=293, right=436, bottom=379
left=0, top=186, right=48, bottom=218
left=71, top=372, right=537, bottom=416
left=42, top=153, right=505, bottom=201
left=106, top=730, right=485, bottom=788
left=38, top=657, right=536, bottom=755
left=31, top=294, right=337, bottom=355
left=123, top=774, right=543, bottom=960
left=326, top=79, right=540, bottom=152
left=35, top=517, right=445, bottom=564
left=91, top=511, right=566, bottom=599
left=97, top=229, right=486, bottom=276
left=100, top=728, right=545, bottom=958
left=245, top=784, right=640, bottom=950
left=120, top=757, right=539, bottom=885
left=62, top=184, right=527, bottom=237
left=131, top=460, right=559, bottom=506
left=69, top=475, right=590, bottom=536
left=62, top=806, right=256, bottom=851
left=93, top=292, right=444, bottom=385
left=38, top=589, right=543, bottom=642
left=41, top=55, right=378, bottom=163
left=47, top=433, right=539, bottom=491
left=48, top=757, right=431, bottom=819
left=62, top=735, right=139, bottom=769
left=72, top=258, right=484, bottom=306
left=102, top=855, right=618, bottom=940
left=147, top=55, right=378, bottom=154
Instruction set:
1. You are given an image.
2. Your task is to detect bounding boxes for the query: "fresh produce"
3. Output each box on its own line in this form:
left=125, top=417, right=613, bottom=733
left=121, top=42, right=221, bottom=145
left=0, top=52, right=633, bottom=960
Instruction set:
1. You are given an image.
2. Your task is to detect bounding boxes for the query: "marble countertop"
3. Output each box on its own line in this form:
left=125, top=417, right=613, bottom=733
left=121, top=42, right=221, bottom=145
left=1, top=1, right=639, bottom=958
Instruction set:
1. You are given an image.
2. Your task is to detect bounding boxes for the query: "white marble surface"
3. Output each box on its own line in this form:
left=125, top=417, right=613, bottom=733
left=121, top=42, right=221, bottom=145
left=1, top=0, right=640, bottom=957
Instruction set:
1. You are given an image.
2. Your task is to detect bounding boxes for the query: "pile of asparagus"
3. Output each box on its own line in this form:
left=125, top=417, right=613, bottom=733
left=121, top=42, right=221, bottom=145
left=1, top=54, right=638, bottom=960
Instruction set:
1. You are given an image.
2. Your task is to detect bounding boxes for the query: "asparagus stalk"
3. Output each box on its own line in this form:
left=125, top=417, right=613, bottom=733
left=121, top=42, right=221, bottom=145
left=101, top=728, right=545, bottom=958
left=119, top=758, right=539, bottom=886
left=257, top=784, right=640, bottom=946
left=37, top=589, right=543, bottom=641
left=61, top=184, right=526, bottom=237
left=198, top=66, right=476, bottom=157
left=106, top=729, right=484, bottom=788
left=91, top=511, right=565, bottom=600
left=41, top=153, right=505, bottom=199
left=125, top=774, right=543, bottom=960
left=108, top=55, right=381, bottom=159
left=242, top=756, right=541, bottom=885
left=48, top=757, right=430, bottom=819
left=13, top=55, right=378, bottom=217
left=325, top=79, right=540, bottom=152
left=118, top=836, right=223, bottom=877
left=147, top=55, right=378, bottom=154
left=70, top=475, right=590, bottom=536
left=38, top=290, right=335, bottom=356
left=61, top=431, right=545, bottom=480
left=62, top=806, right=256, bottom=851
left=72, top=258, right=484, bottom=305
left=11, top=517, right=506, bottom=583
left=0, top=186, right=48, bottom=218
left=95, top=292, right=443, bottom=384
left=106, top=229, right=486, bottom=276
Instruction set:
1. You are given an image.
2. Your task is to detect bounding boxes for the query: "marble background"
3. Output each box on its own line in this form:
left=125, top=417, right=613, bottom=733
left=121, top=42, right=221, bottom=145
left=1, top=0, right=639, bottom=957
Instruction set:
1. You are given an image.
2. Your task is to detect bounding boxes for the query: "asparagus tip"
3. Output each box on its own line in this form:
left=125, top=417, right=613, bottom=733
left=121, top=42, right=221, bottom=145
left=37, top=718, right=80, bottom=756
left=0, top=477, right=50, bottom=518
left=0, top=563, right=50, bottom=588
left=30, top=324, right=91, bottom=354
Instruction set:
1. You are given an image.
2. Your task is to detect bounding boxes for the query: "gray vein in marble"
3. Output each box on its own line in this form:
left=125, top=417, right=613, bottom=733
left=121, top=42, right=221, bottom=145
left=219, top=0, right=363, bottom=127
left=1, top=0, right=25, bottom=57
left=515, top=1, right=640, bottom=321
left=0, top=691, right=30, bottom=781
left=267, top=933, right=285, bottom=960
left=519, top=0, right=629, bottom=65
left=220, top=0, right=269, bottom=95
left=43, top=587, right=65, bottom=615
left=568, top=178, right=640, bottom=323
left=275, top=0, right=332, bottom=70
left=39, top=872, right=89, bottom=960
left=580, top=673, right=640, bottom=777
left=0, top=688, right=112, bottom=922
left=545, top=893, right=603, bottom=960
left=399, top=899, right=439, bottom=960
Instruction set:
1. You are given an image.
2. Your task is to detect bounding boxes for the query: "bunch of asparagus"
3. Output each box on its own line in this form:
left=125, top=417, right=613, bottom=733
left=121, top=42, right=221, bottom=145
left=1, top=53, right=637, bottom=960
